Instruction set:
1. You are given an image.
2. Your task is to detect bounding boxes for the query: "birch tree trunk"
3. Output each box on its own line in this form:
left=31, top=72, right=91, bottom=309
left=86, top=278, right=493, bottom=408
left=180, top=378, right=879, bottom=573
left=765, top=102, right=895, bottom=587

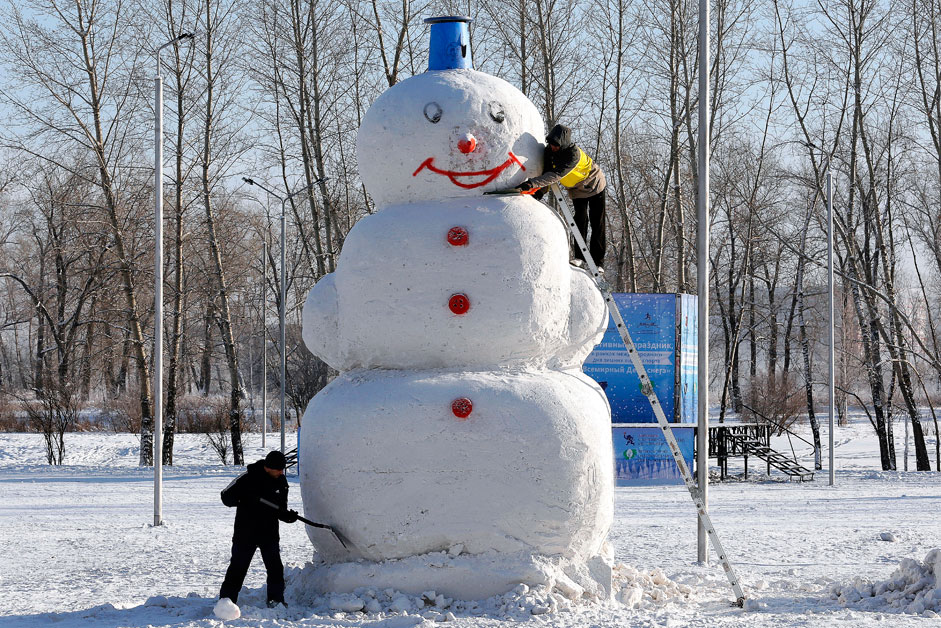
left=160, top=0, right=197, bottom=467
left=199, top=0, right=243, bottom=465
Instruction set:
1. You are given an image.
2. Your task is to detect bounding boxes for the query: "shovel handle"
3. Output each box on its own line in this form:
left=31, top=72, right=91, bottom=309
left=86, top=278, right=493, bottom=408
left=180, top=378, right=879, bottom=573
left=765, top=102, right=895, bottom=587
left=484, top=187, right=538, bottom=196
left=295, top=514, right=330, bottom=529
left=257, top=497, right=351, bottom=550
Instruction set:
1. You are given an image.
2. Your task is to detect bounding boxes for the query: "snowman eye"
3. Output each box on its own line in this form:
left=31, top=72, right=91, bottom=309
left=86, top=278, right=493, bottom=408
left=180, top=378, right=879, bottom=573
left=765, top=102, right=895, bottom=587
left=424, top=102, right=443, bottom=124
left=488, top=102, right=506, bottom=124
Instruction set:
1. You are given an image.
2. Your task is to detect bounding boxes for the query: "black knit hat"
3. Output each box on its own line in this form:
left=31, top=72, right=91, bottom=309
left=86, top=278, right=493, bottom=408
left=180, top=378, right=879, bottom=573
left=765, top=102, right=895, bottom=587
left=546, top=124, right=572, bottom=149
left=264, top=450, right=286, bottom=470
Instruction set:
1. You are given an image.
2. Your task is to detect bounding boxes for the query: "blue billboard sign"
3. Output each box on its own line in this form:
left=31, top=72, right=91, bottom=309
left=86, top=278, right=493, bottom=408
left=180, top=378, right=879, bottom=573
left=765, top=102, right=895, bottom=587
left=583, top=293, right=697, bottom=424
left=612, top=425, right=695, bottom=485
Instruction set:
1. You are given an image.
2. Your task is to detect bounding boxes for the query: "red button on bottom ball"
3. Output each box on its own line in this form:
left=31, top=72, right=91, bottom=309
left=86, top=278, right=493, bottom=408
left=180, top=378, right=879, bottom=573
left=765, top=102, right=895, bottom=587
left=449, top=293, right=470, bottom=314
left=452, top=397, right=473, bottom=419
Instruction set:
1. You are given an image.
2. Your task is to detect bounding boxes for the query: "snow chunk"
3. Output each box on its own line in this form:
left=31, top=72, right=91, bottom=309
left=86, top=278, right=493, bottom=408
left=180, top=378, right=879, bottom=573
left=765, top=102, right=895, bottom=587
left=390, top=595, right=413, bottom=613
left=612, top=564, right=693, bottom=609
left=329, top=594, right=365, bottom=612
left=831, top=549, right=941, bottom=614
left=879, top=531, right=897, bottom=542
left=617, top=586, right=643, bottom=608
left=212, top=597, right=240, bottom=620
left=743, top=598, right=767, bottom=611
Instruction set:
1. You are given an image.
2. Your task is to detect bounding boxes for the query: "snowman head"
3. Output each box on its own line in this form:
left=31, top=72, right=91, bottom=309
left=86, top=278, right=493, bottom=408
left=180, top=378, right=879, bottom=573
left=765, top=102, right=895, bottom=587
left=356, top=18, right=545, bottom=206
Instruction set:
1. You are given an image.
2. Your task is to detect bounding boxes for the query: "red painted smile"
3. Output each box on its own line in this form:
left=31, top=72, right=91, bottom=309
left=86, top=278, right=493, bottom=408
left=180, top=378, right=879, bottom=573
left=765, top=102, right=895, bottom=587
left=412, top=152, right=525, bottom=189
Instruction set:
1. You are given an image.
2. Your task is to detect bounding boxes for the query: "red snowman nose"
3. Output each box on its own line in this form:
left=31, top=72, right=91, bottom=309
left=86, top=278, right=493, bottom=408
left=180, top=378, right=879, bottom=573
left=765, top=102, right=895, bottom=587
left=457, top=133, right=477, bottom=154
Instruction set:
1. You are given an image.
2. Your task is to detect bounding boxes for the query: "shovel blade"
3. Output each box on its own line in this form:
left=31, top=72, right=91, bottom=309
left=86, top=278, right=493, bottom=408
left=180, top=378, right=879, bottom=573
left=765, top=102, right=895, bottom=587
left=297, top=514, right=355, bottom=552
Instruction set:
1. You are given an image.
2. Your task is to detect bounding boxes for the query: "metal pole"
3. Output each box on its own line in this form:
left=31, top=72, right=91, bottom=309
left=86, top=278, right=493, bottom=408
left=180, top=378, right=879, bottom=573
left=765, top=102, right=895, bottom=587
left=696, top=0, right=711, bottom=564
left=154, top=65, right=164, bottom=528
left=262, top=240, right=267, bottom=449
left=827, top=169, right=835, bottom=486
left=153, top=34, right=192, bottom=527
left=280, top=199, right=287, bottom=453
left=241, top=176, right=326, bottom=454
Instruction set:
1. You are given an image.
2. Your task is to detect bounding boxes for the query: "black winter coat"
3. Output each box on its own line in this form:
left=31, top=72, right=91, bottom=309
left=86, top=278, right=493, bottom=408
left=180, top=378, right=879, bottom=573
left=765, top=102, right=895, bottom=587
left=220, top=460, right=291, bottom=543
left=524, top=124, right=606, bottom=199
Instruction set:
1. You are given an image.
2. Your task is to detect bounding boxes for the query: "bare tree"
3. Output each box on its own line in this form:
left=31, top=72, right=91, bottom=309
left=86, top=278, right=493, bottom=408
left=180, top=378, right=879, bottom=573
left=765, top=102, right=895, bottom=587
left=1, top=168, right=107, bottom=463
left=152, top=0, right=201, bottom=466
left=196, top=0, right=249, bottom=465
left=0, top=0, right=157, bottom=464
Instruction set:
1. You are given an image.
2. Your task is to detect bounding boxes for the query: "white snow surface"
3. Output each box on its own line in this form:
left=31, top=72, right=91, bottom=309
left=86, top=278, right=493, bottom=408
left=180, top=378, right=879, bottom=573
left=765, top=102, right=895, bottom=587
left=302, top=197, right=607, bottom=372
left=2, top=419, right=940, bottom=627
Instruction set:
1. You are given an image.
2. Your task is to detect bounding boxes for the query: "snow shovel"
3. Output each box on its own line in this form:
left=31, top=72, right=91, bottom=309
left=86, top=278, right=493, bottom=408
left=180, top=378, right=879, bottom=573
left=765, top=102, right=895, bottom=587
left=484, top=187, right=538, bottom=196
left=258, top=497, right=354, bottom=550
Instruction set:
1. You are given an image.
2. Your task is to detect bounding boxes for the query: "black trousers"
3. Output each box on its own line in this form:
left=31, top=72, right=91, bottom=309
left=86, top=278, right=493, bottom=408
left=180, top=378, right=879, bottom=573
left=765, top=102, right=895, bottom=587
left=571, top=189, right=607, bottom=267
left=219, top=538, right=284, bottom=604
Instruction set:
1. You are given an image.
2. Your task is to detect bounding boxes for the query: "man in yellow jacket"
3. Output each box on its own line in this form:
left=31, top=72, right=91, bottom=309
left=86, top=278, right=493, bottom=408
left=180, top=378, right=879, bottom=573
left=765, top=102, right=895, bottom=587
left=518, top=124, right=607, bottom=271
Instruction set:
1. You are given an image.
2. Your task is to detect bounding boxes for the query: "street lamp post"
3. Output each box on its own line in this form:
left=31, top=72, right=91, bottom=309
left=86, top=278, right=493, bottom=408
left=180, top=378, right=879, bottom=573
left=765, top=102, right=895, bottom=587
left=826, top=167, right=835, bottom=486
left=154, top=32, right=193, bottom=528
left=696, top=0, right=711, bottom=563
left=242, top=177, right=326, bottom=453
left=261, top=240, right=267, bottom=449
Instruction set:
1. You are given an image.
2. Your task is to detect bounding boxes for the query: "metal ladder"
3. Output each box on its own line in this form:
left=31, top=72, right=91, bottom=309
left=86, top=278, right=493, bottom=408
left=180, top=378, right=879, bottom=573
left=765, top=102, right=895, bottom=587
left=548, top=183, right=746, bottom=607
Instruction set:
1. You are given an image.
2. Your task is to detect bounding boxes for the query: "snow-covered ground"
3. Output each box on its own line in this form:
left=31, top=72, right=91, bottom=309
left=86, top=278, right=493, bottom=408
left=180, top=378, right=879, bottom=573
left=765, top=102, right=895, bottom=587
left=0, top=415, right=939, bottom=627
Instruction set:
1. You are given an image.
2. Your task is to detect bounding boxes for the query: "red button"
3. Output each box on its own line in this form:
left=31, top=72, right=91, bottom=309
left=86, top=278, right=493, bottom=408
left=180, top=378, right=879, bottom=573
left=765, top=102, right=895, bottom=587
left=449, top=293, right=470, bottom=315
left=452, top=397, right=473, bottom=419
left=447, top=226, right=469, bottom=246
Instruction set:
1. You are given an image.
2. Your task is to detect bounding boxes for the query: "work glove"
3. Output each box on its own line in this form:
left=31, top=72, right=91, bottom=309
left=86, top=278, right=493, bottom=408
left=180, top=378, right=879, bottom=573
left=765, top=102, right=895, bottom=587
left=517, top=180, right=534, bottom=192
left=533, top=188, right=546, bottom=201
left=283, top=509, right=299, bottom=523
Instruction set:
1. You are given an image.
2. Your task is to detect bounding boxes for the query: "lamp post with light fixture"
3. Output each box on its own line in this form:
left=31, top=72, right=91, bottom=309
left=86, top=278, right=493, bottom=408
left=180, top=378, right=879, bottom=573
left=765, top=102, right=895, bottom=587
left=241, top=176, right=326, bottom=452
left=154, top=32, right=194, bottom=527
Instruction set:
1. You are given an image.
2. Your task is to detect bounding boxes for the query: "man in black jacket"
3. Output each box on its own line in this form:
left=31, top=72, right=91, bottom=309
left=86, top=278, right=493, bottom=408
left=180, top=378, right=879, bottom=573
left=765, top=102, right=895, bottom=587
left=517, top=124, right=607, bottom=271
left=218, top=450, right=298, bottom=608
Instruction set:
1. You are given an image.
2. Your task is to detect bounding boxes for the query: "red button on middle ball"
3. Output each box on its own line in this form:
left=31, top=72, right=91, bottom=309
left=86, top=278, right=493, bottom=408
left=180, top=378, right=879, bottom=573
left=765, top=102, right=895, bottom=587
left=449, top=293, right=470, bottom=315
left=447, top=226, right=469, bottom=246
left=452, top=397, right=473, bottom=419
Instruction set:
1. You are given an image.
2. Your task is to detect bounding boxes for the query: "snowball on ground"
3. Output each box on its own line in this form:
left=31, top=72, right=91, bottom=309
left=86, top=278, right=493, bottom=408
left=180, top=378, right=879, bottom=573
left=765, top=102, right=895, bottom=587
left=212, top=597, right=240, bottom=620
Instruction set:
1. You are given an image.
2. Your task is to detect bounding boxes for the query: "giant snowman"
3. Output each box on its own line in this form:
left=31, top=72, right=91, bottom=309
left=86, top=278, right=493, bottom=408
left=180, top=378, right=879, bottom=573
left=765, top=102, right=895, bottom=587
left=299, top=16, right=614, bottom=600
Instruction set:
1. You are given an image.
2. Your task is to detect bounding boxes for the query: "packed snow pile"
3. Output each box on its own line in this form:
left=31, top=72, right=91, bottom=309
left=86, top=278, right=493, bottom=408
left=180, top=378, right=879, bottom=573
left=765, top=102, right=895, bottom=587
left=287, top=548, right=615, bottom=603
left=288, top=577, right=584, bottom=621
left=612, top=563, right=694, bottom=609
left=830, top=548, right=941, bottom=616
left=278, top=558, right=690, bottom=621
